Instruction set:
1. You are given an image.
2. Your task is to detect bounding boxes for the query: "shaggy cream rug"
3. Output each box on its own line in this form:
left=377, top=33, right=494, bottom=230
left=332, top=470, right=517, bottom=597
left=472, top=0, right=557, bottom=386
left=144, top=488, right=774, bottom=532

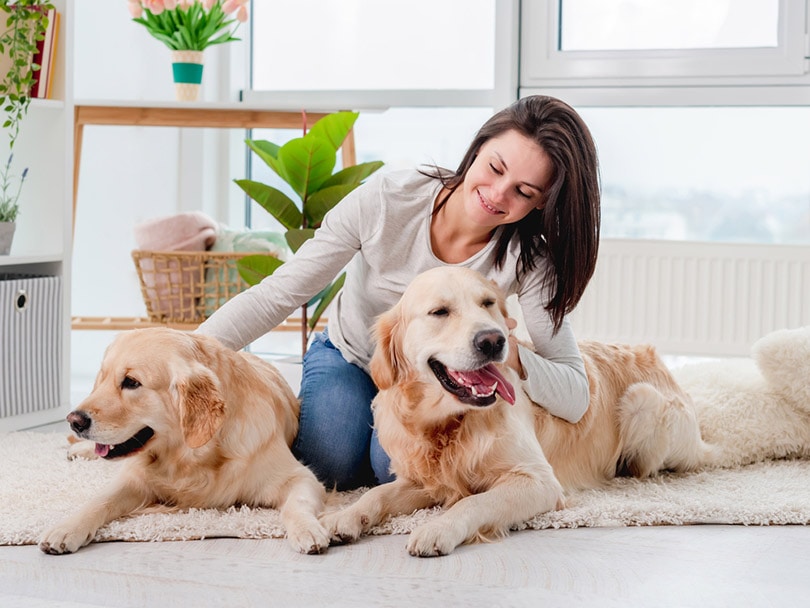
left=2, top=431, right=809, bottom=547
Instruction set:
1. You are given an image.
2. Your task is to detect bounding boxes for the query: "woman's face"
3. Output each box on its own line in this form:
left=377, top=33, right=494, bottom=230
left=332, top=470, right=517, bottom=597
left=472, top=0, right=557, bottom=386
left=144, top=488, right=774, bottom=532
left=461, top=129, right=553, bottom=230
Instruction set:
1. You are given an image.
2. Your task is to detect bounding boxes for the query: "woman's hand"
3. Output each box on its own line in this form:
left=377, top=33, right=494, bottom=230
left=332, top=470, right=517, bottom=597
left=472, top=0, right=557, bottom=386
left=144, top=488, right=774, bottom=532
left=504, top=317, right=525, bottom=379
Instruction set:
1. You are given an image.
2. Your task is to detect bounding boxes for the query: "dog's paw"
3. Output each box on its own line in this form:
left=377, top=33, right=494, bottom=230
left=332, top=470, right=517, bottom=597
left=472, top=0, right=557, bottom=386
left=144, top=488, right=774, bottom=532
left=286, top=519, right=331, bottom=555
left=407, top=520, right=464, bottom=557
left=67, top=439, right=99, bottom=461
left=319, top=508, right=367, bottom=544
left=38, top=525, right=93, bottom=555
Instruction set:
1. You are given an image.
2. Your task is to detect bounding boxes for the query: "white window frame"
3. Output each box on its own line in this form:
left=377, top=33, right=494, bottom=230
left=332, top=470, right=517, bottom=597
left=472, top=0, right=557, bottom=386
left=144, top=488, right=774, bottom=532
left=241, top=1, right=520, bottom=112
left=520, top=0, right=810, bottom=90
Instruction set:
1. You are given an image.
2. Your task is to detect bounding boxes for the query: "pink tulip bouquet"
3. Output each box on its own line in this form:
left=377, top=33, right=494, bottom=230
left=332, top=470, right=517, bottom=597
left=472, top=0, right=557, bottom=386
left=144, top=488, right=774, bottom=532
left=127, top=0, right=249, bottom=51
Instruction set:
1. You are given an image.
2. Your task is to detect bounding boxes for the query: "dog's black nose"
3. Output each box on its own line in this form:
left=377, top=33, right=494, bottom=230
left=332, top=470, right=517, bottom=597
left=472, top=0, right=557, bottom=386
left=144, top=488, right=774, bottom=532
left=474, top=330, right=506, bottom=359
left=67, top=411, right=92, bottom=434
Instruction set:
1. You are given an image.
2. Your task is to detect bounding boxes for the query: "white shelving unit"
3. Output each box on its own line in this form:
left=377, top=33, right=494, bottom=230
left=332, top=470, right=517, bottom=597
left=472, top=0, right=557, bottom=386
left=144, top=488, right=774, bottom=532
left=0, top=0, right=73, bottom=432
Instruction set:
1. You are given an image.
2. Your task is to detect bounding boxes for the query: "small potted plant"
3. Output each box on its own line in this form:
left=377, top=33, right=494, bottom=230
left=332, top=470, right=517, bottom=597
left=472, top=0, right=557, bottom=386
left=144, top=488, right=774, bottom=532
left=0, top=153, right=26, bottom=253
left=127, top=0, right=249, bottom=101
left=0, top=0, right=54, bottom=254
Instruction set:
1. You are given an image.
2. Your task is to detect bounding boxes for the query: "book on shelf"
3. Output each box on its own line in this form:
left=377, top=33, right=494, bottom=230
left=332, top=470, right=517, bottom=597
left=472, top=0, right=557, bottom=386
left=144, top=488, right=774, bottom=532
left=31, top=8, right=59, bottom=99
left=0, top=6, right=59, bottom=100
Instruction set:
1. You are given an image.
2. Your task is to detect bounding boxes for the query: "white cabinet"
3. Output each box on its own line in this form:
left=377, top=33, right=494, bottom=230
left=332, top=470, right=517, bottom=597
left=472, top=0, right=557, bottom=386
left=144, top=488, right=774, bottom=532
left=0, top=0, right=72, bottom=431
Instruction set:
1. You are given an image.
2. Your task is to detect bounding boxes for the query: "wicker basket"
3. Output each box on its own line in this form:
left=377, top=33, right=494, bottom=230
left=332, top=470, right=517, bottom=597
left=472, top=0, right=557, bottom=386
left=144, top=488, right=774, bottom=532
left=132, top=250, right=271, bottom=324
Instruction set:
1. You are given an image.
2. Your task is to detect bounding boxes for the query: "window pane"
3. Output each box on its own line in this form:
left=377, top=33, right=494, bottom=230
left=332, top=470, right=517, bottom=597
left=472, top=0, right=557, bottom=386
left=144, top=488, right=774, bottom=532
left=561, top=0, right=779, bottom=51
left=251, top=0, right=495, bottom=90
left=579, top=106, right=810, bottom=244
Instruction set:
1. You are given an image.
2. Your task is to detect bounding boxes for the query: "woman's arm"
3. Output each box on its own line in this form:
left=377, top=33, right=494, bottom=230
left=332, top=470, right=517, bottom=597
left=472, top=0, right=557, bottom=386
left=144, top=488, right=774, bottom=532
left=195, top=233, right=357, bottom=350
left=196, top=175, right=384, bottom=350
left=514, top=280, right=590, bottom=423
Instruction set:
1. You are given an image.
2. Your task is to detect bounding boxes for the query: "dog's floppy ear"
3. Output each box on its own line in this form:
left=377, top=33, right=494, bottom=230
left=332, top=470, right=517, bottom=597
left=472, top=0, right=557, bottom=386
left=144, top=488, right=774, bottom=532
left=173, top=364, right=226, bottom=449
left=370, top=306, right=406, bottom=390
left=498, top=292, right=509, bottom=323
left=488, top=278, right=510, bottom=321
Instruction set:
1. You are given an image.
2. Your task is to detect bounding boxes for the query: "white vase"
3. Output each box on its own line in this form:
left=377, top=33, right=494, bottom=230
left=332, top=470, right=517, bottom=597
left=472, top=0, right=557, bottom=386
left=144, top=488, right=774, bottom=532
left=0, top=221, right=15, bottom=255
left=171, top=50, right=204, bottom=102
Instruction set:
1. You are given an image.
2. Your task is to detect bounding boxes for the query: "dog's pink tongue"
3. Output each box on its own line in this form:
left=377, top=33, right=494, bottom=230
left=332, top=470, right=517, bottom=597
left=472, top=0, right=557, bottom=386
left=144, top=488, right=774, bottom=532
left=449, top=364, right=516, bottom=405
left=95, top=443, right=111, bottom=457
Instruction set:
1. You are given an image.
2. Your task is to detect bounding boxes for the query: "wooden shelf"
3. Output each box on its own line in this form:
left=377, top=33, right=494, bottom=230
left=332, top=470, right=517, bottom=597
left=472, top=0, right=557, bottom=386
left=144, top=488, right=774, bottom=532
left=73, top=102, right=355, bottom=229
left=71, top=315, right=327, bottom=333
left=0, top=253, right=63, bottom=267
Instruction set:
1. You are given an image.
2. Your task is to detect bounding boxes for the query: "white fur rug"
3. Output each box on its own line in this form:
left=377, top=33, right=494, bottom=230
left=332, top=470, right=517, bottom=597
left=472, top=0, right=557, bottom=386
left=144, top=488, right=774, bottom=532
left=2, top=431, right=809, bottom=546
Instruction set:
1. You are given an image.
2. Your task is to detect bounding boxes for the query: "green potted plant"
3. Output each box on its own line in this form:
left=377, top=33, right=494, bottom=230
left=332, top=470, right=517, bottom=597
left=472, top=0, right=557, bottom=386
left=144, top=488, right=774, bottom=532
left=0, top=0, right=54, bottom=254
left=0, top=153, right=26, bottom=253
left=234, top=111, right=384, bottom=353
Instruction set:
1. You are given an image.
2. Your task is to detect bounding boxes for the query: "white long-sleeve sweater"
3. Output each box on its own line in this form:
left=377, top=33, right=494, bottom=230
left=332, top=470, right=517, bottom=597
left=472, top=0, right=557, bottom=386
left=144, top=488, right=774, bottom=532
left=197, top=169, right=589, bottom=422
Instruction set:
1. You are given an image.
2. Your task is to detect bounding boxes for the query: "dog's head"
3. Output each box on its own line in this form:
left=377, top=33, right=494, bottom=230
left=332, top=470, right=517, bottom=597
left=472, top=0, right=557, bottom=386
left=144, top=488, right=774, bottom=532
left=371, top=267, right=516, bottom=416
left=67, top=328, right=226, bottom=459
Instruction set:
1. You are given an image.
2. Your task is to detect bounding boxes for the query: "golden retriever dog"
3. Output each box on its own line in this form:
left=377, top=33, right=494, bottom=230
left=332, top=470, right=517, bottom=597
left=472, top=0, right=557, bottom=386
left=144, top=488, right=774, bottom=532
left=39, top=328, right=330, bottom=555
left=321, top=267, right=716, bottom=556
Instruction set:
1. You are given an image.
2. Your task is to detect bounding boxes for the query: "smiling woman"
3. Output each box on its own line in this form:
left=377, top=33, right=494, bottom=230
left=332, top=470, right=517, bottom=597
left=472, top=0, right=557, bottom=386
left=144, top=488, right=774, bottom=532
left=427, top=130, right=554, bottom=264
left=196, top=95, right=601, bottom=493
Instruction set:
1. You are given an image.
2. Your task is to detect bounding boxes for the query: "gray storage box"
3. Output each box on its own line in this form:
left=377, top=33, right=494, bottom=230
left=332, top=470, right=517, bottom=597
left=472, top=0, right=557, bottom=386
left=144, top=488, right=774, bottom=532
left=0, top=274, right=62, bottom=418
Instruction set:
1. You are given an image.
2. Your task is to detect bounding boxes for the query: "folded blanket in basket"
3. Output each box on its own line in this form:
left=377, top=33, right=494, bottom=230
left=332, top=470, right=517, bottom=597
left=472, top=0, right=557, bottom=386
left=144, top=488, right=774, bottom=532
left=134, top=212, right=218, bottom=322
left=203, top=228, right=288, bottom=317
left=134, top=211, right=218, bottom=252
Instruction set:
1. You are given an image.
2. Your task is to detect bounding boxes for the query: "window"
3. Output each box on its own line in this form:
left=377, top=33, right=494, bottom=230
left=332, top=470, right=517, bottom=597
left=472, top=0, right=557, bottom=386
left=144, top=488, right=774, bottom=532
left=251, top=0, right=495, bottom=91
left=247, top=0, right=499, bottom=111
left=521, top=0, right=808, bottom=84
left=581, top=106, right=810, bottom=244
left=560, top=0, right=779, bottom=51
left=245, top=0, right=501, bottom=224
left=518, top=0, right=810, bottom=245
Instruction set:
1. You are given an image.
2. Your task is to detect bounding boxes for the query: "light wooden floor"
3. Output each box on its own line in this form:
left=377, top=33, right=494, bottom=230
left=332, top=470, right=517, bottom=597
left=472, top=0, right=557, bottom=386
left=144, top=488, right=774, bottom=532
left=2, top=523, right=809, bottom=607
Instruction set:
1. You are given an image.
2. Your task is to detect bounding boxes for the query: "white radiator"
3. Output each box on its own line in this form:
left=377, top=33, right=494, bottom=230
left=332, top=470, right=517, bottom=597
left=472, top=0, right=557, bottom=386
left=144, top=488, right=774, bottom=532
left=0, top=274, right=63, bottom=418
left=568, top=240, right=810, bottom=357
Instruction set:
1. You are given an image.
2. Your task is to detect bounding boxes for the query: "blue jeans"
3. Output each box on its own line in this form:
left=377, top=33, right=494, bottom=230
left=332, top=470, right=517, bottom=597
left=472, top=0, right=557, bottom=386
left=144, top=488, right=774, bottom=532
left=292, top=331, right=394, bottom=490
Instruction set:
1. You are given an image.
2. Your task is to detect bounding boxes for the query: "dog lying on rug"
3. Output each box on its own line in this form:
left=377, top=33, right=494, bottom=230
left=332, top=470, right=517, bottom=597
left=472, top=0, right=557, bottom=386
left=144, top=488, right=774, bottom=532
left=320, top=267, right=720, bottom=556
left=39, top=328, right=330, bottom=555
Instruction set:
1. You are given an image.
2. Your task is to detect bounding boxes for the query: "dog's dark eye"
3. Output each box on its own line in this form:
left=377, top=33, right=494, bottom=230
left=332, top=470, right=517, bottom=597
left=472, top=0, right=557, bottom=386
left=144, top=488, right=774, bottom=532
left=482, top=299, right=495, bottom=308
left=121, top=376, right=141, bottom=390
left=430, top=307, right=449, bottom=317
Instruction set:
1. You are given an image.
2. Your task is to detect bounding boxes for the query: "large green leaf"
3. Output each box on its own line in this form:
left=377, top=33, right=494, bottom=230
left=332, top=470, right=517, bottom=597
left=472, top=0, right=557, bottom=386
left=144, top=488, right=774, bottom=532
left=277, top=137, right=336, bottom=201
left=308, top=273, right=346, bottom=330
left=307, top=112, right=358, bottom=152
left=285, top=228, right=316, bottom=253
left=320, top=161, right=384, bottom=189
left=305, top=184, right=358, bottom=227
left=306, top=283, right=333, bottom=308
left=234, top=179, right=302, bottom=230
left=246, top=139, right=285, bottom=180
left=236, top=254, right=285, bottom=286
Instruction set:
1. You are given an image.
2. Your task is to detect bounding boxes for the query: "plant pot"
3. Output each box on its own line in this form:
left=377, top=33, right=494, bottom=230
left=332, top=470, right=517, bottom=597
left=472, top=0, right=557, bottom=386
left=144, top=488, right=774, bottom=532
left=171, top=50, right=204, bottom=102
left=0, top=221, right=15, bottom=255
